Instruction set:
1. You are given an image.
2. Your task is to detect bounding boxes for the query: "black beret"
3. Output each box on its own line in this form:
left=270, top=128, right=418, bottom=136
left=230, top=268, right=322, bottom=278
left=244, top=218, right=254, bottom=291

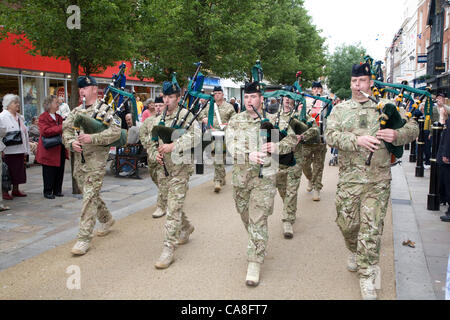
left=155, top=96, right=164, bottom=103
left=312, top=81, right=322, bottom=88
left=244, top=81, right=262, bottom=94
left=77, top=76, right=97, bottom=88
left=352, top=63, right=372, bottom=77
left=162, top=80, right=181, bottom=95
left=213, top=86, right=223, bottom=92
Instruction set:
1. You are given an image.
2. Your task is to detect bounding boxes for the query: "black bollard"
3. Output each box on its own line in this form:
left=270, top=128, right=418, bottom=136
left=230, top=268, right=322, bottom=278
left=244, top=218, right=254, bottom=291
left=415, top=116, right=425, bottom=177
left=405, top=143, right=410, bottom=151
left=427, top=122, right=443, bottom=211
left=409, top=140, right=417, bottom=162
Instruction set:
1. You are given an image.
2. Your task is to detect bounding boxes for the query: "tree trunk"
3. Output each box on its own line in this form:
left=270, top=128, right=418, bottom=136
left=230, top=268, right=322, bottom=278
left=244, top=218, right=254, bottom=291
left=69, top=55, right=81, bottom=194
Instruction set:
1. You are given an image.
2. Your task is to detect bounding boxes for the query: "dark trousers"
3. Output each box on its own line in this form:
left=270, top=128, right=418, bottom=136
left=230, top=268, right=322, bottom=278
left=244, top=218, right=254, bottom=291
left=424, top=130, right=432, bottom=165
left=42, top=148, right=65, bottom=195
left=439, top=164, right=450, bottom=210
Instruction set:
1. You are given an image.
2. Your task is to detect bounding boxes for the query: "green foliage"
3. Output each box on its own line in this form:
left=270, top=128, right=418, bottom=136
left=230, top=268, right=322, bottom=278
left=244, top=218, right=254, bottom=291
left=326, top=43, right=366, bottom=100
left=134, top=0, right=326, bottom=86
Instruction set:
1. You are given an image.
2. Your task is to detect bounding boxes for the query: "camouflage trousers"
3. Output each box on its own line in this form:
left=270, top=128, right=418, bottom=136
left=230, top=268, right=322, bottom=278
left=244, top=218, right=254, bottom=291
left=302, top=143, right=327, bottom=191
left=74, top=169, right=112, bottom=242
left=232, top=169, right=277, bottom=264
left=157, top=164, right=193, bottom=249
left=214, top=164, right=226, bottom=185
left=276, top=161, right=303, bottom=224
left=149, top=161, right=167, bottom=211
left=335, top=180, right=390, bottom=275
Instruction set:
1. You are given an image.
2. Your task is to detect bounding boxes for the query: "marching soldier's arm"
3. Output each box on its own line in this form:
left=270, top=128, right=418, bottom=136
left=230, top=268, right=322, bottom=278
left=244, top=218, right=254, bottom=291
left=225, top=116, right=247, bottom=158
left=173, top=112, right=201, bottom=154
left=325, top=107, right=359, bottom=151
left=223, top=104, right=235, bottom=124
left=278, top=126, right=297, bottom=154
left=139, top=118, right=155, bottom=150
left=302, top=118, right=320, bottom=143
left=62, top=108, right=78, bottom=150
left=392, top=116, right=419, bottom=146
left=90, top=114, right=122, bottom=145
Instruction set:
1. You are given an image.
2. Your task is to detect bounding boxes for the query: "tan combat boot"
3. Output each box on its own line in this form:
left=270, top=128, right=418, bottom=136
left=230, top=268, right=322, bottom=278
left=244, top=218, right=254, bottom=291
left=96, top=219, right=115, bottom=237
left=214, top=181, right=221, bottom=193
left=177, top=225, right=195, bottom=245
left=71, top=240, right=90, bottom=255
left=245, top=262, right=261, bottom=287
left=152, top=207, right=166, bottom=219
left=283, top=222, right=294, bottom=239
left=306, top=180, right=313, bottom=192
left=359, top=265, right=381, bottom=300
left=155, top=246, right=174, bottom=269
left=312, top=190, right=320, bottom=201
left=347, top=252, right=357, bottom=272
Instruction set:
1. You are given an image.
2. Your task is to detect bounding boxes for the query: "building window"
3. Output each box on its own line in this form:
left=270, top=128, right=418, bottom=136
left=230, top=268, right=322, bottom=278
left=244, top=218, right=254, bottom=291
left=446, top=7, right=450, bottom=30
left=419, top=11, right=423, bottom=34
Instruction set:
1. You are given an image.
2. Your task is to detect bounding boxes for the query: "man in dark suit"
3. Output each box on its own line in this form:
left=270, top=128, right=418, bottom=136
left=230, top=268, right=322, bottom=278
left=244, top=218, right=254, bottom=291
left=438, top=118, right=450, bottom=222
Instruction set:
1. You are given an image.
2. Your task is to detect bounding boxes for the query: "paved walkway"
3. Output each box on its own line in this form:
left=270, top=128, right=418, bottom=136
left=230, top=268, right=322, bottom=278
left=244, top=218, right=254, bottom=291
left=0, top=151, right=448, bottom=299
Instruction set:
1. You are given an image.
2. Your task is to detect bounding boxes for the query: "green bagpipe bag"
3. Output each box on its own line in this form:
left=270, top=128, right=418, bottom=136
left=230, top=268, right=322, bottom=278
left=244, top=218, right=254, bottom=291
left=73, top=114, right=128, bottom=147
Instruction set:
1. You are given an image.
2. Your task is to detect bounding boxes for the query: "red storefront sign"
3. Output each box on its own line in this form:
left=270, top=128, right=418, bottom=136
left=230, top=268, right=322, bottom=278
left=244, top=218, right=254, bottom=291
left=0, top=33, right=153, bottom=82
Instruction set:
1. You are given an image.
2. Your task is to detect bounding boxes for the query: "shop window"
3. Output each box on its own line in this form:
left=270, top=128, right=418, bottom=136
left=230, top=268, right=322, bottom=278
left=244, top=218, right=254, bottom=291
left=0, top=74, right=20, bottom=111
left=48, top=79, right=66, bottom=99
left=22, top=76, right=45, bottom=125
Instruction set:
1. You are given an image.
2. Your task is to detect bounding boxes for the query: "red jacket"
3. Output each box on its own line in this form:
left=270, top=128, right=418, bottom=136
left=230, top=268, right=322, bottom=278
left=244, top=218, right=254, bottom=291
left=35, top=111, right=68, bottom=167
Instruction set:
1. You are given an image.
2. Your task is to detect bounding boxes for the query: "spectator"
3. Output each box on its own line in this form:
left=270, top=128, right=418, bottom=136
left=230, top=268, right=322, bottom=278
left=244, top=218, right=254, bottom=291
left=136, top=95, right=144, bottom=116
left=229, top=97, right=240, bottom=113
left=36, top=95, right=68, bottom=199
left=266, top=97, right=279, bottom=114
left=28, top=116, right=39, bottom=157
left=0, top=117, right=10, bottom=211
left=141, top=98, right=156, bottom=122
left=436, top=93, right=450, bottom=124
left=56, top=97, right=71, bottom=120
left=119, top=113, right=140, bottom=177
left=438, top=116, right=450, bottom=222
left=0, top=94, right=30, bottom=200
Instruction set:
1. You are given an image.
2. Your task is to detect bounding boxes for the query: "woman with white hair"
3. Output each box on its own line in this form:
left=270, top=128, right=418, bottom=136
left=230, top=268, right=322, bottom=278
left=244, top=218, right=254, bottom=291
left=0, top=94, right=30, bottom=200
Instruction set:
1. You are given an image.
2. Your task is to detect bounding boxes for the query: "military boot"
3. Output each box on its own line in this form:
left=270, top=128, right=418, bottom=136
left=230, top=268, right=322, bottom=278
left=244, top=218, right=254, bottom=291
left=152, top=207, right=166, bottom=219
left=359, top=265, right=381, bottom=300
left=71, top=240, right=90, bottom=255
left=347, top=252, right=357, bottom=272
left=96, top=218, right=115, bottom=237
left=177, top=225, right=195, bottom=245
left=306, top=180, right=313, bottom=192
left=155, top=246, right=174, bottom=269
left=312, top=190, right=320, bottom=201
left=245, top=262, right=261, bottom=287
left=214, top=181, right=221, bottom=193
left=283, top=222, right=294, bottom=239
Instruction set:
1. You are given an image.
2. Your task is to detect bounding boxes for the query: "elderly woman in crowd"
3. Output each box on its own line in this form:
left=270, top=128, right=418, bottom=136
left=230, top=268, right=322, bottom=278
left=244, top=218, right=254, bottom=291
left=0, top=94, right=30, bottom=200
left=141, top=98, right=155, bottom=122
left=35, top=95, right=68, bottom=199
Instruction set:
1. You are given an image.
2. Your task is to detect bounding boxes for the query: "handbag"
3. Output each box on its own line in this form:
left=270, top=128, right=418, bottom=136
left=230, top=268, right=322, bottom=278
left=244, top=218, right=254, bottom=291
left=42, top=135, right=62, bottom=149
left=2, top=117, right=23, bottom=146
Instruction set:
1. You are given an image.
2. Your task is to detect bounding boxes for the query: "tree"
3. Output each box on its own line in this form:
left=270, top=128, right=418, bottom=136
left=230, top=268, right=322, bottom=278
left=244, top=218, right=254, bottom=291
left=0, top=0, right=139, bottom=109
left=326, top=43, right=366, bottom=100
left=133, top=0, right=326, bottom=86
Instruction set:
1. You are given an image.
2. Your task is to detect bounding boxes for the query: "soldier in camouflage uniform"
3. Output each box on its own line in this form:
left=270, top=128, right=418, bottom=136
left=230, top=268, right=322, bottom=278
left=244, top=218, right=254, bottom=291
left=325, top=63, right=419, bottom=300
left=225, top=82, right=297, bottom=287
left=302, top=81, right=328, bottom=201
left=146, top=79, right=201, bottom=269
left=140, top=96, right=167, bottom=219
left=275, top=92, right=319, bottom=238
left=200, top=86, right=235, bottom=192
left=62, top=76, right=122, bottom=256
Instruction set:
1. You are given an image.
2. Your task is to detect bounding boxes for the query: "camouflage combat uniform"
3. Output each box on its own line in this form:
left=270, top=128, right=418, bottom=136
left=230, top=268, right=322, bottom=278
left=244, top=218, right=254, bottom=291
left=275, top=111, right=319, bottom=224
left=62, top=99, right=122, bottom=242
left=325, top=98, right=419, bottom=277
left=201, top=100, right=235, bottom=186
left=139, top=116, right=164, bottom=209
left=226, top=110, right=297, bottom=263
left=146, top=108, right=201, bottom=249
left=302, top=99, right=328, bottom=191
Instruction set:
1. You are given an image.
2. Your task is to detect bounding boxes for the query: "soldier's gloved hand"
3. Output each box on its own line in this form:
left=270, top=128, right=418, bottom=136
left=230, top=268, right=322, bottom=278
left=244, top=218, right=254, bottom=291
left=376, top=129, right=398, bottom=143
left=72, top=140, right=83, bottom=153
left=78, top=134, right=92, bottom=145
left=158, top=143, right=174, bottom=154
left=249, top=151, right=266, bottom=165
left=357, top=135, right=381, bottom=152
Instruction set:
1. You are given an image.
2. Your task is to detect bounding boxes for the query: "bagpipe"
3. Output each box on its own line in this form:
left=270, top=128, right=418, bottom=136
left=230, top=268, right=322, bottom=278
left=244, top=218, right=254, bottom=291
left=361, top=55, right=435, bottom=165
left=72, top=63, right=136, bottom=151
left=150, top=64, right=215, bottom=175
